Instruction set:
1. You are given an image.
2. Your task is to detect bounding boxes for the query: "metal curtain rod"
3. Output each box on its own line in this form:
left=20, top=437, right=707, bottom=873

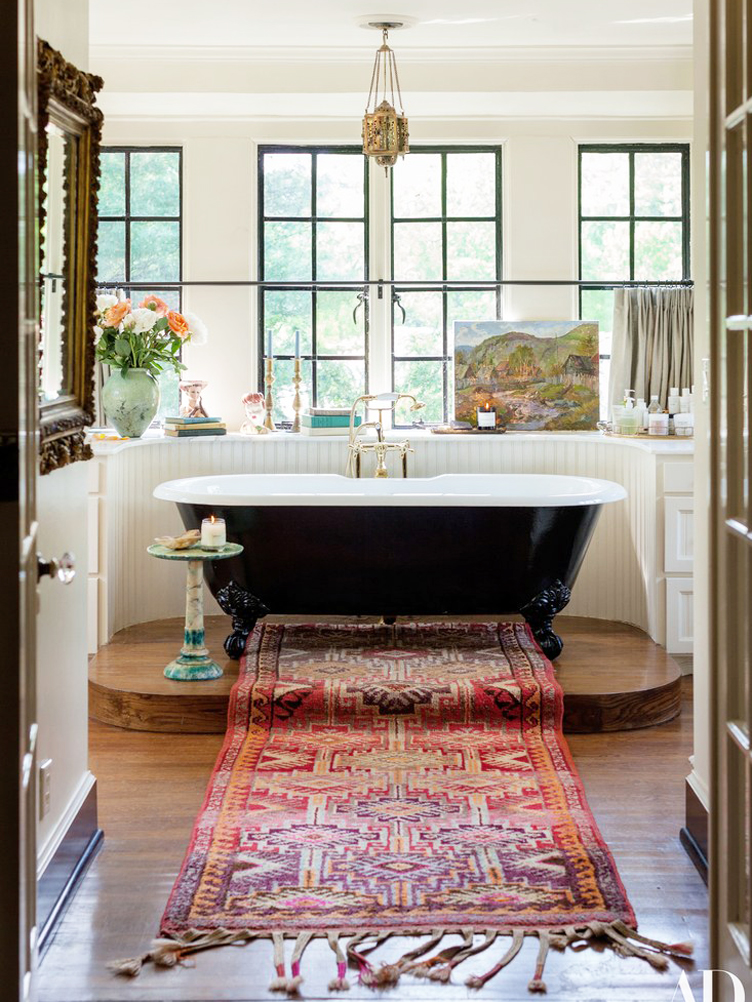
left=96, top=279, right=694, bottom=289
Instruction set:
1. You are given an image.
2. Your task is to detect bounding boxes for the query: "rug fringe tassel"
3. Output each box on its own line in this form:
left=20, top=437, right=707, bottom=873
left=428, top=930, right=498, bottom=983
left=466, top=929, right=525, bottom=989
left=107, top=928, right=253, bottom=977
left=347, top=932, right=397, bottom=987
left=527, top=931, right=550, bottom=993
left=327, top=930, right=351, bottom=991
left=108, top=921, right=693, bottom=990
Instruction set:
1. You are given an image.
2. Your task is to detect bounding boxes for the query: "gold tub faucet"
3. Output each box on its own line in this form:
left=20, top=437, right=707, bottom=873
left=345, top=392, right=425, bottom=478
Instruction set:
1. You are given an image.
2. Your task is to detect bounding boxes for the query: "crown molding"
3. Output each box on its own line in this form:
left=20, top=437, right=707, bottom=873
left=89, top=43, right=693, bottom=66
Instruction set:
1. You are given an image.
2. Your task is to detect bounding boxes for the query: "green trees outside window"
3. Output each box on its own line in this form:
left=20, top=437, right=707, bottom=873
left=259, top=145, right=502, bottom=425
left=97, top=148, right=183, bottom=419
left=578, top=144, right=690, bottom=415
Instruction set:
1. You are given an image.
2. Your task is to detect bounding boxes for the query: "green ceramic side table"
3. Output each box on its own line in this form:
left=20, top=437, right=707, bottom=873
left=147, top=542, right=244, bottom=680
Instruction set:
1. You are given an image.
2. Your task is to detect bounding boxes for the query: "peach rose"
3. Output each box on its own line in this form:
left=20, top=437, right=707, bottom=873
left=103, top=301, right=131, bottom=327
left=167, top=310, right=190, bottom=340
left=138, top=294, right=169, bottom=316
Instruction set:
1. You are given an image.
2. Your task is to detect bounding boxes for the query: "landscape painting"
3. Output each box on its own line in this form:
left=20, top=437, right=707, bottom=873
left=454, top=320, right=600, bottom=431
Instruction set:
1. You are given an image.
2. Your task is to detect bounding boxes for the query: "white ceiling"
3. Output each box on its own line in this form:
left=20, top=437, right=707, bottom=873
left=89, top=0, right=693, bottom=51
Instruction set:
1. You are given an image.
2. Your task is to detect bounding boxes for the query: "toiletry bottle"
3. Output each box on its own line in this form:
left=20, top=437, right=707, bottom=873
left=648, top=411, right=669, bottom=436
left=637, top=398, right=648, bottom=430
left=648, top=395, right=661, bottom=416
left=667, top=387, right=681, bottom=414
left=680, top=388, right=691, bottom=413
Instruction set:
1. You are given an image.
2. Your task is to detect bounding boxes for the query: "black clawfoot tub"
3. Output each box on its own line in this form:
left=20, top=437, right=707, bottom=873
left=153, top=474, right=626, bottom=661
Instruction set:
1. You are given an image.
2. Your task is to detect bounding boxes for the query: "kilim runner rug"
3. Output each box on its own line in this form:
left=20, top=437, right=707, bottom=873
left=112, top=622, right=692, bottom=992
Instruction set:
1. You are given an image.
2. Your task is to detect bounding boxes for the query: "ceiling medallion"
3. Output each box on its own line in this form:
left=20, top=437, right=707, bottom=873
left=361, top=20, right=409, bottom=174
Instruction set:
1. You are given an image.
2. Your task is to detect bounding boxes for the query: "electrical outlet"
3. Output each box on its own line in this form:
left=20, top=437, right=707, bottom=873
left=39, top=759, right=52, bottom=820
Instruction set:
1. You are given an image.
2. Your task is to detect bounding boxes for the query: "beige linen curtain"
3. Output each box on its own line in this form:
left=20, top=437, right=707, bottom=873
left=608, top=286, right=694, bottom=410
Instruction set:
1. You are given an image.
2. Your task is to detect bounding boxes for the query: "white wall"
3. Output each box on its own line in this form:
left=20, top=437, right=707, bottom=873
left=34, top=0, right=94, bottom=868
left=36, top=0, right=88, bottom=69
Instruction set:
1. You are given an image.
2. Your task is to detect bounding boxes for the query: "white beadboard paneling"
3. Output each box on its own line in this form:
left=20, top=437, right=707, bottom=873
left=87, top=578, right=98, bottom=655
left=87, top=497, right=100, bottom=574
left=92, top=434, right=693, bottom=645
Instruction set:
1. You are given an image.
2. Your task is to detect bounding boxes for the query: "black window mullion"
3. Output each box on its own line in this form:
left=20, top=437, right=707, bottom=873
left=124, top=150, right=131, bottom=285
left=311, top=152, right=317, bottom=407
left=681, top=146, right=691, bottom=279
left=629, top=151, right=636, bottom=280
left=441, top=152, right=449, bottom=422
left=496, top=147, right=503, bottom=321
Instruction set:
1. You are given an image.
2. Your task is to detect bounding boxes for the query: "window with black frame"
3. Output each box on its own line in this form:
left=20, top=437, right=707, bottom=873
left=578, top=143, right=690, bottom=415
left=97, top=146, right=183, bottom=418
left=391, top=148, right=502, bottom=425
left=258, top=147, right=369, bottom=424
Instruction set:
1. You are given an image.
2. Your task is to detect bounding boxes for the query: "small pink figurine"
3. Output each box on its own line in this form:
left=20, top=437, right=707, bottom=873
left=179, top=379, right=210, bottom=418
left=240, top=391, right=267, bottom=435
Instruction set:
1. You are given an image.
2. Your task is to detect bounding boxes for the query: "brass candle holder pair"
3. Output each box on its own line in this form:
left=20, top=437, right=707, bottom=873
left=263, top=356, right=303, bottom=433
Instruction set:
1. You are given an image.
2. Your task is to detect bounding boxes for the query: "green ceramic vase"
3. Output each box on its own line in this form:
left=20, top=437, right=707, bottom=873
left=102, top=368, right=160, bottom=438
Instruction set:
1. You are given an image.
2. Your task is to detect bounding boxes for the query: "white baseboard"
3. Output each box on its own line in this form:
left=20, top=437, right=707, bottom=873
left=37, top=770, right=96, bottom=879
left=686, top=766, right=710, bottom=811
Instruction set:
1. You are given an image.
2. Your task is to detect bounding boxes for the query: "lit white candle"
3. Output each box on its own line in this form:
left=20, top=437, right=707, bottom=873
left=201, top=516, right=226, bottom=549
left=477, top=404, right=497, bottom=429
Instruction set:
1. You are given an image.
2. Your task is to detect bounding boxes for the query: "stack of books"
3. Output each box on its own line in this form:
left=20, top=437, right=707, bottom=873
left=164, top=415, right=227, bottom=437
left=300, top=408, right=361, bottom=436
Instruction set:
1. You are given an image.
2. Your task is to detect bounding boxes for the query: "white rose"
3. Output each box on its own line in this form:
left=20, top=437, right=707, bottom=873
left=128, top=307, right=158, bottom=334
left=93, top=325, right=103, bottom=345
left=96, top=294, right=118, bottom=313
left=182, top=310, right=208, bottom=346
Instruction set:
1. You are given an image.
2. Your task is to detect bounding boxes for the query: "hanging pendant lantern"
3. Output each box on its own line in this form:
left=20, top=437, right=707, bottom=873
left=362, top=24, right=409, bottom=174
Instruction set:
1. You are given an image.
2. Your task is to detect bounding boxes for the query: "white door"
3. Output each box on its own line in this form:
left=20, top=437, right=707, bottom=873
left=709, top=0, right=752, bottom=993
left=0, top=0, right=39, bottom=997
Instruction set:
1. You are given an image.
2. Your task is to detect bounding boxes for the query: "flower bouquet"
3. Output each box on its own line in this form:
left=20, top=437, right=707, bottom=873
left=96, top=292, right=208, bottom=438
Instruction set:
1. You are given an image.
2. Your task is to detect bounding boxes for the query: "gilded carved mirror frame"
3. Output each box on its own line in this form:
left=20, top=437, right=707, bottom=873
left=37, top=39, right=103, bottom=474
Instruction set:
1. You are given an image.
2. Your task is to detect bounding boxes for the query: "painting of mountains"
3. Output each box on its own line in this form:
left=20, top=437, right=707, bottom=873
left=454, top=320, right=600, bottom=431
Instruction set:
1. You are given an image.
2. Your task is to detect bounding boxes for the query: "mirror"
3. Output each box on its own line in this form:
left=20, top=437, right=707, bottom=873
left=37, top=39, right=104, bottom=474
left=40, top=121, right=72, bottom=404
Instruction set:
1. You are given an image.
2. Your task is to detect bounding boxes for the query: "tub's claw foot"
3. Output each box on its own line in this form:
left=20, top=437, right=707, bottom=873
left=520, top=579, right=572, bottom=660
left=215, top=581, right=269, bottom=660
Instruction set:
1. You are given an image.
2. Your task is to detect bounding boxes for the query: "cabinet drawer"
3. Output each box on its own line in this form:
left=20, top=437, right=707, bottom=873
left=666, top=576, right=693, bottom=654
left=663, top=462, right=694, bottom=493
left=664, top=495, right=694, bottom=572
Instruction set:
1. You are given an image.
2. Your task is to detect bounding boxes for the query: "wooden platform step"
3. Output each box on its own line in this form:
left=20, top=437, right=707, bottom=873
left=88, top=615, right=683, bottom=735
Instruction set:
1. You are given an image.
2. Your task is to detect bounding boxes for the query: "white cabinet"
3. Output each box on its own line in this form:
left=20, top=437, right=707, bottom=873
left=666, top=576, right=694, bottom=653
left=661, top=461, right=694, bottom=654
left=664, top=495, right=694, bottom=573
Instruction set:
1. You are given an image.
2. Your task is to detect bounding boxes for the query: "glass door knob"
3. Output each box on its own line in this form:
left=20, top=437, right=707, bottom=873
left=37, top=552, right=76, bottom=584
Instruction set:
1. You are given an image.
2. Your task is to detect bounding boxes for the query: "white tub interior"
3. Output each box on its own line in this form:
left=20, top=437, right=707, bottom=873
left=153, top=473, right=627, bottom=507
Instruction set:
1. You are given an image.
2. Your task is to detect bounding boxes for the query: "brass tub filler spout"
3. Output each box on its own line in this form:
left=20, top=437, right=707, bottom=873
left=345, top=393, right=425, bottom=478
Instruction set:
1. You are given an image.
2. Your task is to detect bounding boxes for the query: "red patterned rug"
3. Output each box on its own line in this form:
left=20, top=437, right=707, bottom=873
left=113, top=622, right=692, bottom=991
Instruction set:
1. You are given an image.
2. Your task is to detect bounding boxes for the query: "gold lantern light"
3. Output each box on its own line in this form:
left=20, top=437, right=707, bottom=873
left=362, top=22, right=409, bottom=173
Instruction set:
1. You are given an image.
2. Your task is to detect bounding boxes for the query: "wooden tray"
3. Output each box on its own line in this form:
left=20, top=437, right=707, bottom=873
left=431, top=426, right=507, bottom=435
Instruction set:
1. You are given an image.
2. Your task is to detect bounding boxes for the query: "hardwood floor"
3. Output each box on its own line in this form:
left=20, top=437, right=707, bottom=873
left=39, top=624, right=707, bottom=1002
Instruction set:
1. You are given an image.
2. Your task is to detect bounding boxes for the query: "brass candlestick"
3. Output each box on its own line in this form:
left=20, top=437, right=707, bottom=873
left=264, top=357, right=276, bottom=431
left=291, top=358, right=302, bottom=433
